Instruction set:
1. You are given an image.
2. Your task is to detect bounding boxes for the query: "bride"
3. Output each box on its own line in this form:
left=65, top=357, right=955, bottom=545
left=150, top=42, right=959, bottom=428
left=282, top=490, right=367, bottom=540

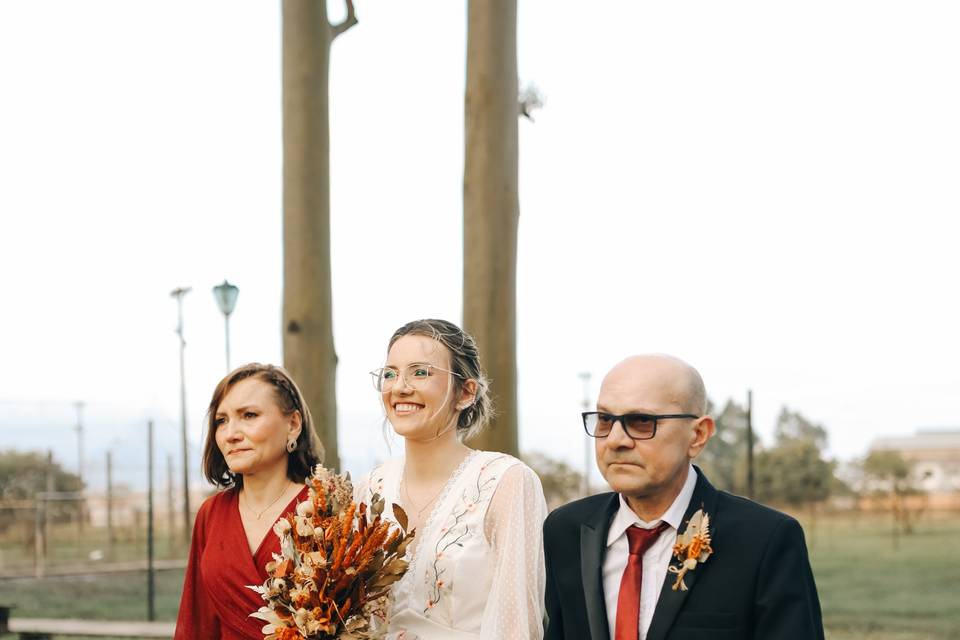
left=356, top=318, right=547, bottom=639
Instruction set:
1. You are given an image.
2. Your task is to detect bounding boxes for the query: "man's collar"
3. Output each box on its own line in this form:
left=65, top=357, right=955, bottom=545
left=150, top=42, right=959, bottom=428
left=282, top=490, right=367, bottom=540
left=606, top=464, right=698, bottom=547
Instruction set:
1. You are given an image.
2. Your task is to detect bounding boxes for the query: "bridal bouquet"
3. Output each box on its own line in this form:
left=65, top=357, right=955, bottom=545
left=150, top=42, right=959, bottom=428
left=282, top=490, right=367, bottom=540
left=249, top=465, right=414, bottom=640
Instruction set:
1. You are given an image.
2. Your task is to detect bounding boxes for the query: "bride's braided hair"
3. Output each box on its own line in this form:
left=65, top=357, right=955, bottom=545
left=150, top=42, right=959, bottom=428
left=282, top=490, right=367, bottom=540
left=388, top=319, right=494, bottom=442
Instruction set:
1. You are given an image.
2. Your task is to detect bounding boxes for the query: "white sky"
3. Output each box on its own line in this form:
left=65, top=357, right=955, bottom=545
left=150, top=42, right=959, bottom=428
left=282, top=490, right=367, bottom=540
left=1, top=1, right=958, bottom=491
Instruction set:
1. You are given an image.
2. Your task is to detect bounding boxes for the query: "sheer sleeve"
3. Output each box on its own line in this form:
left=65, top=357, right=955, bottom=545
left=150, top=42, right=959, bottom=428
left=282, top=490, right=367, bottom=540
left=480, top=462, right=548, bottom=640
left=353, top=471, right=371, bottom=505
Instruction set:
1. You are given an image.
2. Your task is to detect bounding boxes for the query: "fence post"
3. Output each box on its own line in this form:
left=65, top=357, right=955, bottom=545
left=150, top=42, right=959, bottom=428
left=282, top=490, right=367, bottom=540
left=33, top=499, right=44, bottom=578
left=147, top=420, right=156, bottom=622
left=106, top=450, right=114, bottom=554
left=44, top=450, right=53, bottom=556
left=746, top=389, right=755, bottom=499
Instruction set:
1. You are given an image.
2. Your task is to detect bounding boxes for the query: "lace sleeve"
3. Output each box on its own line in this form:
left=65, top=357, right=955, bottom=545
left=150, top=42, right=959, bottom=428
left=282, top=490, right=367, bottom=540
left=480, top=462, right=548, bottom=640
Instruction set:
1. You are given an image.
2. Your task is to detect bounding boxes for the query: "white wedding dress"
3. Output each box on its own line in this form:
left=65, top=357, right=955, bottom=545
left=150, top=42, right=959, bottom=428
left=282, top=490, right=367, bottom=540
left=355, top=450, right=548, bottom=640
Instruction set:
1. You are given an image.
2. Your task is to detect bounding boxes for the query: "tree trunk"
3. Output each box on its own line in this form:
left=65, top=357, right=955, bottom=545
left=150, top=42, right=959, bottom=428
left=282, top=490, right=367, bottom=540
left=282, top=0, right=356, bottom=471
left=462, top=0, right=519, bottom=457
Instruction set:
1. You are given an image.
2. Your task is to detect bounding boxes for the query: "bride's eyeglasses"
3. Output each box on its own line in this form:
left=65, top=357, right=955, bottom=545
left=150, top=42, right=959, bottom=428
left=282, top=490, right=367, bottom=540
left=369, top=363, right=464, bottom=393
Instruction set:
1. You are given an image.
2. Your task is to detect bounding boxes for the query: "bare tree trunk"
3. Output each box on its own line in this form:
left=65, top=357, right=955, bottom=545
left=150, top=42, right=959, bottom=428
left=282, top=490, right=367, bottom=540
left=282, top=0, right=356, bottom=471
left=462, top=0, right=519, bottom=457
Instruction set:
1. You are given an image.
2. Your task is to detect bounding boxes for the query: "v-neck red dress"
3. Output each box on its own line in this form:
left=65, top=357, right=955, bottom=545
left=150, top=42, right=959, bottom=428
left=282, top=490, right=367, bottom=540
left=174, top=486, right=308, bottom=639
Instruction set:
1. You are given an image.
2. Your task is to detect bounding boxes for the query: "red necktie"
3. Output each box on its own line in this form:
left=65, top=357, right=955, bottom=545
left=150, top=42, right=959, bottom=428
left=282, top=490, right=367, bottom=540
left=614, top=522, right=670, bottom=640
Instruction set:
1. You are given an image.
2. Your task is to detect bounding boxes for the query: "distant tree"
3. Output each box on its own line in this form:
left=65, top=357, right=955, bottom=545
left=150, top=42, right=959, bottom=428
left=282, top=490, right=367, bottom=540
left=773, top=406, right=829, bottom=449
left=523, top=452, right=583, bottom=511
left=281, top=0, right=357, bottom=472
left=462, top=0, right=521, bottom=457
left=697, top=399, right=749, bottom=494
left=755, top=439, right=834, bottom=508
left=0, top=450, right=82, bottom=534
left=863, top=449, right=918, bottom=547
left=754, top=407, right=835, bottom=544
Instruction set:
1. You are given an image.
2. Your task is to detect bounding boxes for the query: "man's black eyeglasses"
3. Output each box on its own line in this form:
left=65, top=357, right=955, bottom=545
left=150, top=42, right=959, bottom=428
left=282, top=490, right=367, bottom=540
left=582, top=412, right=700, bottom=440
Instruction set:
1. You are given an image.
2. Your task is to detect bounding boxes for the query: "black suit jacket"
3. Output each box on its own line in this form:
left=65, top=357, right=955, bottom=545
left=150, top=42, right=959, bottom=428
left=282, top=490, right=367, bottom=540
left=543, top=469, right=824, bottom=640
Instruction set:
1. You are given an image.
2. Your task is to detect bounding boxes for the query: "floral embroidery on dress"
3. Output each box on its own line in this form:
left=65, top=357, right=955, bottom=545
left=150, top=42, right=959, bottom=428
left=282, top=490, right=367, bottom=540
left=422, top=454, right=509, bottom=615
left=365, top=451, right=536, bottom=636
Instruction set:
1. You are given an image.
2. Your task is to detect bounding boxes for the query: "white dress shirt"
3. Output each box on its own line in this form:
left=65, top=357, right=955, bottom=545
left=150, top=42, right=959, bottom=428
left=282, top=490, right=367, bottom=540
left=602, top=465, right=698, bottom=640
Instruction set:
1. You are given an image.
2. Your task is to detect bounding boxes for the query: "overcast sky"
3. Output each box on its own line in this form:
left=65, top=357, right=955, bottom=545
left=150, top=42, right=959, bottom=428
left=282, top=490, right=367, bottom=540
left=1, top=1, right=957, bottom=491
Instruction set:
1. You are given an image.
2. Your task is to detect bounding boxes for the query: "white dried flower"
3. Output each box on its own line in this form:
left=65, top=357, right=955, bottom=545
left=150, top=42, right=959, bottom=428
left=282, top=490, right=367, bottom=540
left=295, top=516, right=314, bottom=537
left=273, top=518, right=292, bottom=538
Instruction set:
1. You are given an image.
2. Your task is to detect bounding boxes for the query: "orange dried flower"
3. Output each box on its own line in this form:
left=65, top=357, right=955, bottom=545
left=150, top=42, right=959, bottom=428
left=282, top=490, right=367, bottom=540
left=688, top=537, right=704, bottom=558
left=249, top=465, right=414, bottom=639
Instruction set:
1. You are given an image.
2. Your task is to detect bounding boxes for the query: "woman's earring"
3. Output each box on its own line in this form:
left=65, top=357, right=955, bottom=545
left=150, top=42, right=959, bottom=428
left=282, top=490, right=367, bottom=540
left=286, top=438, right=298, bottom=453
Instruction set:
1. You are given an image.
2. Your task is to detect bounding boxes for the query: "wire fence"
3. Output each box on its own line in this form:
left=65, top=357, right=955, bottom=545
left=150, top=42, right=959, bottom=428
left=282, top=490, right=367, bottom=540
left=0, top=490, right=197, bottom=578
left=0, top=401, right=202, bottom=577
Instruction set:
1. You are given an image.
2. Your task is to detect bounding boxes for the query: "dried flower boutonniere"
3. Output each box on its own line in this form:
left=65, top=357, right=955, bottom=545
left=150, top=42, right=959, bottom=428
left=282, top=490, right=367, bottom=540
left=668, top=508, right=713, bottom=591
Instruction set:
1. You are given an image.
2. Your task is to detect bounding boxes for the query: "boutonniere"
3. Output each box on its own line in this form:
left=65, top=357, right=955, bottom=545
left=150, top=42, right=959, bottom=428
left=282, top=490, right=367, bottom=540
left=668, top=508, right=713, bottom=591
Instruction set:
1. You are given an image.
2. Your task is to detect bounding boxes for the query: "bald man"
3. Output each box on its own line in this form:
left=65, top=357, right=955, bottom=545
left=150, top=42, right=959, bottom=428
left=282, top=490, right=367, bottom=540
left=543, top=355, right=824, bottom=640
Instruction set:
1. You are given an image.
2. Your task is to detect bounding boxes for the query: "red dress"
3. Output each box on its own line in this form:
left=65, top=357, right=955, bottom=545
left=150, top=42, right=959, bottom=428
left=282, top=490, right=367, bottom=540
left=175, top=486, right=308, bottom=639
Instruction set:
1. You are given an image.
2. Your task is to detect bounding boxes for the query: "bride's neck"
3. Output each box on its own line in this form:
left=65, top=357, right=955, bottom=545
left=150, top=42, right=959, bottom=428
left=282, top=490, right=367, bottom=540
left=403, top=431, right=471, bottom=485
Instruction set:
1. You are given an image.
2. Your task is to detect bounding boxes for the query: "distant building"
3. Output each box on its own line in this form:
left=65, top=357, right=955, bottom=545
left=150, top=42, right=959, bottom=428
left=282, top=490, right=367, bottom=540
left=867, top=428, right=960, bottom=509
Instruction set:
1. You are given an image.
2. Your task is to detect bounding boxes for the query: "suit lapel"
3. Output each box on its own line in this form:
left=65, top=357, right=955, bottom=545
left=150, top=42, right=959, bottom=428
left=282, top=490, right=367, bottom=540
left=646, top=468, right=720, bottom=640
left=580, top=493, right=619, bottom=640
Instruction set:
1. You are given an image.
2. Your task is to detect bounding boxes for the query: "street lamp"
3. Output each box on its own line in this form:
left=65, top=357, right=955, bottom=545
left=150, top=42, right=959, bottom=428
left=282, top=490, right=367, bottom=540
left=170, top=286, right=191, bottom=542
left=212, top=280, right=239, bottom=372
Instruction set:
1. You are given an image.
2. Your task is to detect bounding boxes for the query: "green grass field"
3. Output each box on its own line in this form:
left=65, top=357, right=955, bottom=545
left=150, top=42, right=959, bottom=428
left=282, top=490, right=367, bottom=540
left=0, top=522, right=188, bottom=575
left=804, top=511, right=960, bottom=640
left=0, top=511, right=957, bottom=639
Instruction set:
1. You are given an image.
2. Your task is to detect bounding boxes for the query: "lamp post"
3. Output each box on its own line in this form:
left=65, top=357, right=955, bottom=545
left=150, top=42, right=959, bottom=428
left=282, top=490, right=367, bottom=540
left=170, top=286, right=191, bottom=542
left=212, top=280, right=239, bottom=372
left=578, top=372, right=592, bottom=497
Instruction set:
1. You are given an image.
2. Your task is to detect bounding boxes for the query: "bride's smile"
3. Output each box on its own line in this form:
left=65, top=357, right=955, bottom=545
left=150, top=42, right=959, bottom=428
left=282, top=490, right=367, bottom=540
left=394, top=402, right=425, bottom=414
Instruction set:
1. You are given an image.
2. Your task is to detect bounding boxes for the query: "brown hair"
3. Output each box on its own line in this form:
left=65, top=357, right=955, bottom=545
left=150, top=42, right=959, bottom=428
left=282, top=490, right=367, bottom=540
left=388, top=319, right=493, bottom=441
left=202, top=363, right=323, bottom=488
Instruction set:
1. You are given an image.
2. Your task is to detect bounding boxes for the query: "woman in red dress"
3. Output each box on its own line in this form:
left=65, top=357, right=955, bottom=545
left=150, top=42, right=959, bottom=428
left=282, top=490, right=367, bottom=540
left=175, top=363, right=323, bottom=639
